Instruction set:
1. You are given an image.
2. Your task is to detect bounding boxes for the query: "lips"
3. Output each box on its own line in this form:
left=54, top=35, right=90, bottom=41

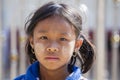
left=45, top=56, right=59, bottom=60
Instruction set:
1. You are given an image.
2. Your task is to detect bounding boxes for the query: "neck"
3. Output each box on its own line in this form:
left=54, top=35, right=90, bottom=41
left=40, top=65, right=69, bottom=80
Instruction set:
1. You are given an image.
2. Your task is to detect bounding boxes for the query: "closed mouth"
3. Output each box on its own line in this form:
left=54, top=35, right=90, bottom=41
left=45, top=56, right=59, bottom=60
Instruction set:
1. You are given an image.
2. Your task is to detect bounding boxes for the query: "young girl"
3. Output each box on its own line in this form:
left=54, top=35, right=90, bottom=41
left=14, top=1, right=95, bottom=80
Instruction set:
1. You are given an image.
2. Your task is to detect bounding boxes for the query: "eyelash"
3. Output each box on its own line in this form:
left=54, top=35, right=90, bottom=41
left=39, top=36, right=68, bottom=41
left=60, top=38, right=67, bottom=41
left=39, top=36, right=48, bottom=40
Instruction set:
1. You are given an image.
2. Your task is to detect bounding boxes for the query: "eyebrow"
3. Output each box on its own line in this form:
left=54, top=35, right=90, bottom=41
left=37, top=30, right=47, bottom=33
left=60, top=32, right=71, bottom=36
left=60, top=32, right=75, bottom=38
left=37, top=30, right=72, bottom=37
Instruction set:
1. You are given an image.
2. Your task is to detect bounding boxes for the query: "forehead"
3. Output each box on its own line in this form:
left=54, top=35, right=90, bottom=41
left=34, top=16, right=76, bottom=35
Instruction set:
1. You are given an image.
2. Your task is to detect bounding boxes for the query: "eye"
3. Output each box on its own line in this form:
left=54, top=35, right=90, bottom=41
left=39, top=36, right=48, bottom=40
left=60, top=38, right=67, bottom=41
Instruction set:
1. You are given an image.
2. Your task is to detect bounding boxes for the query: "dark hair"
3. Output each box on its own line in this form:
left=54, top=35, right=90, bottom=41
left=25, top=1, right=95, bottom=74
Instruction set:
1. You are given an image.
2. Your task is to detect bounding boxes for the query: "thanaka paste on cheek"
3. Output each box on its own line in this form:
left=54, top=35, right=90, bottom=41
left=34, top=43, right=45, bottom=55
left=62, top=40, right=75, bottom=58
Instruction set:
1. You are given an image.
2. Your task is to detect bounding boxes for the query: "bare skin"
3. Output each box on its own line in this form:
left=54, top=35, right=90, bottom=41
left=40, top=64, right=69, bottom=80
left=30, top=16, right=83, bottom=80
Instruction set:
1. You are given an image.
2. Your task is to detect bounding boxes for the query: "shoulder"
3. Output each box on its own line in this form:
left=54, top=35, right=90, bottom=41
left=14, top=74, right=25, bottom=80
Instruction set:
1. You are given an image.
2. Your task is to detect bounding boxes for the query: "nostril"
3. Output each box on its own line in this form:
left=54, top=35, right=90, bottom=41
left=54, top=49, right=56, bottom=51
left=54, top=48, right=59, bottom=52
left=47, top=48, right=51, bottom=51
left=47, top=48, right=59, bottom=52
left=49, top=49, right=51, bottom=51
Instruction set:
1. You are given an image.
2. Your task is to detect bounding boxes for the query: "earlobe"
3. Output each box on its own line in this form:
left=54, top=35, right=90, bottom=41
left=75, top=38, right=83, bottom=48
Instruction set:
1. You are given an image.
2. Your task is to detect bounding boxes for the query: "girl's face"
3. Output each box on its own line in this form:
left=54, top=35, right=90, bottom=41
left=30, top=16, right=80, bottom=71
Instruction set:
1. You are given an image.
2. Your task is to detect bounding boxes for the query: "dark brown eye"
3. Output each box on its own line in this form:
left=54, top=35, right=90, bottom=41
left=60, top=38, right=67, bottom=41
left=40, top=36, right=48, bottom=40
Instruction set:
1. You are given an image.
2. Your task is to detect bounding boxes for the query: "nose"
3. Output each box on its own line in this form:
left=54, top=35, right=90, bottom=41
left=47, top=47, right=59, bottom=52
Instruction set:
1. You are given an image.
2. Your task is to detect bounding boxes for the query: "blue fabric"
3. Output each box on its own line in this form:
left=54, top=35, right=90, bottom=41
left=14, top=61, right=81, bottom=80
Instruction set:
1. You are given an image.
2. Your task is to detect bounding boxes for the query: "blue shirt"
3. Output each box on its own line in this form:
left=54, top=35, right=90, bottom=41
left=14, top=61, right=82, bottom=80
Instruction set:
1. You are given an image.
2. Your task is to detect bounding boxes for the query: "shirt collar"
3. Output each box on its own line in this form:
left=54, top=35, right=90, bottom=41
left=25, top=61, right=39, bottom=79
left=66, top=66, right=81, bottom=80
left=26, top=61, right=81, bottom=80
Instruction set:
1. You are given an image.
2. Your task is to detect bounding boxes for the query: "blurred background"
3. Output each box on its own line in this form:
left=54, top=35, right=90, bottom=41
left=0, top=0, right=120, bottom=80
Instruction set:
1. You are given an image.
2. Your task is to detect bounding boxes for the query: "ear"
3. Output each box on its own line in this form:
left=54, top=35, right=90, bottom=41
left=75, top=38, right=83, bottom=49
left=29, top=36, right=34, bottom=49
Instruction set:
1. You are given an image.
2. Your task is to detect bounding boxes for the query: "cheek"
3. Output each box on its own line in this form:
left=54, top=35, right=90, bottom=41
left=34, top=43, right=45, bottom=54
left=62, top=41, right=75, bottom=56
